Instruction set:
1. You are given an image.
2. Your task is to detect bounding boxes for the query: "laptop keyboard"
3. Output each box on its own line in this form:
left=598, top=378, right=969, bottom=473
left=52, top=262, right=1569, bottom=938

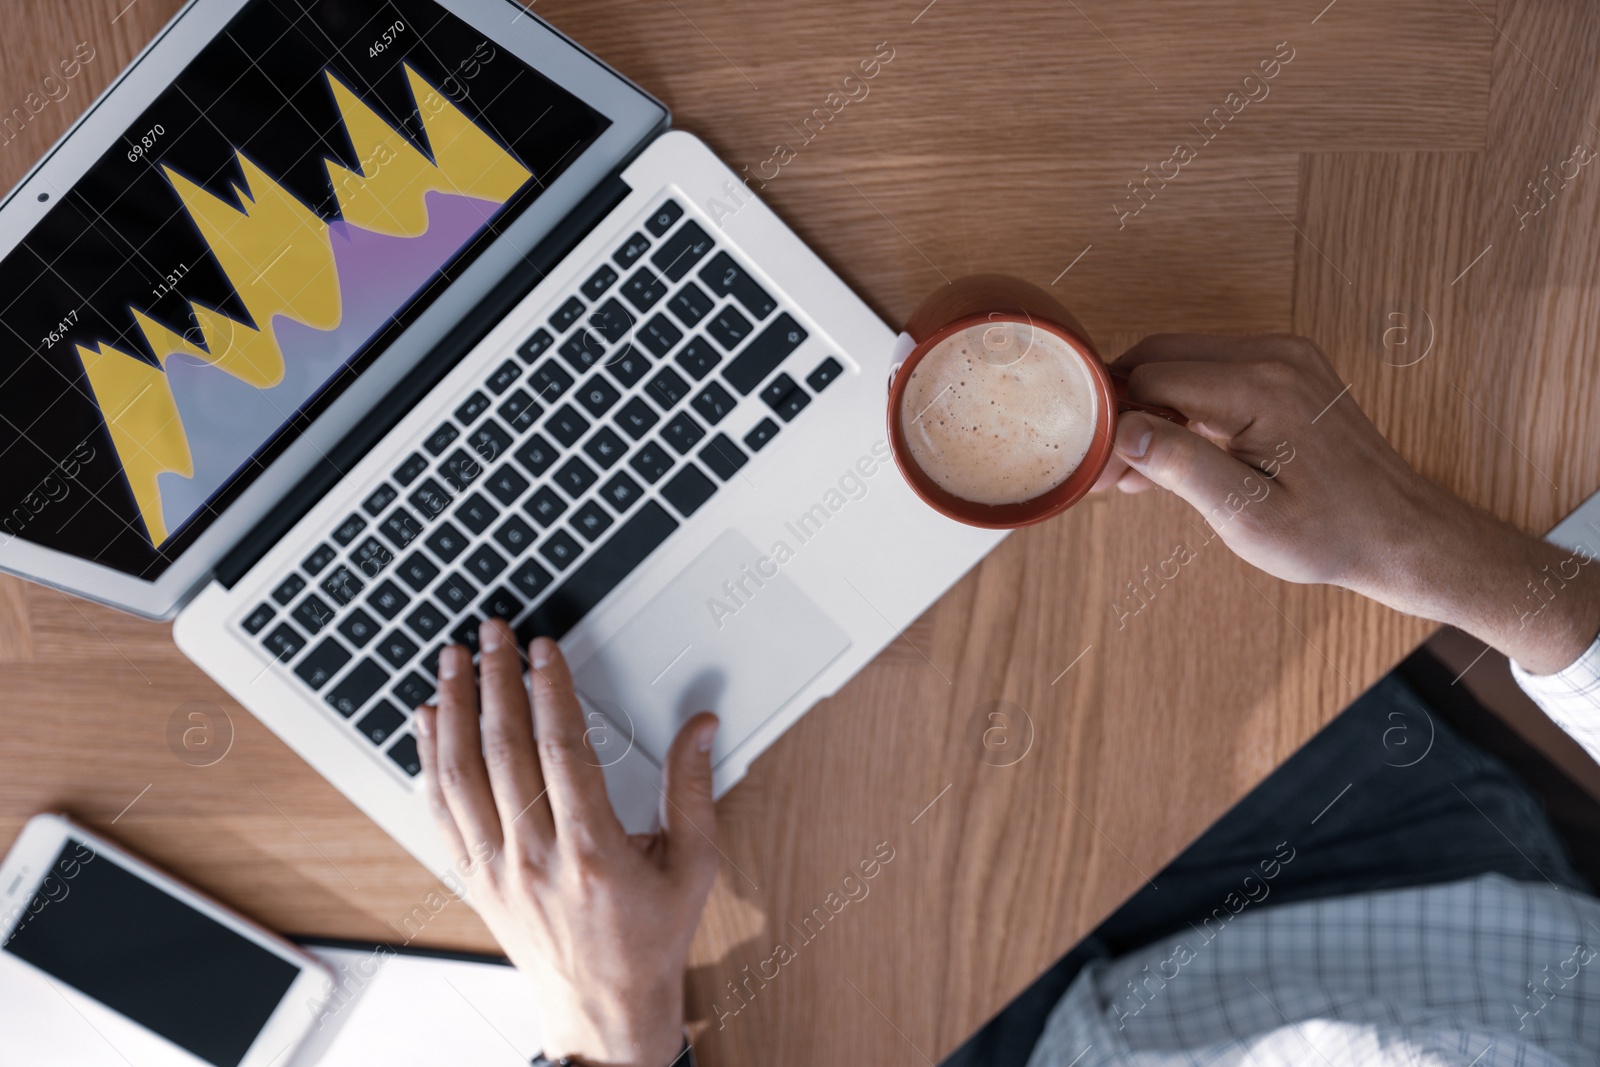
left=237, top=196, right=844, bottom=782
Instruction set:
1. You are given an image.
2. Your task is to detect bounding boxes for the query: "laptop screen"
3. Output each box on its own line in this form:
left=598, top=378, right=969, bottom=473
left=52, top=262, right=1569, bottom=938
left=0, top=0, right=609, bottom=580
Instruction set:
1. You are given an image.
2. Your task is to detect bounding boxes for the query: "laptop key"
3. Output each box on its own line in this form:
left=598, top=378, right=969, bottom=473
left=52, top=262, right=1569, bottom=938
left=321, top=565, right=365, bottom=607
left=724, top=313, right=807, bottom=395
left=292, top=594, right=336, bottom=635
left=589, top=298, right=635, bottom=345
left=583, top=426, right=627, bottom=469
left=651, top=220, right=713, bottom=282
left=354, top=536, right=394, bottom=577
left=455, top=390, right=491, bottom=426
left=393, top=452, right=429, bottom=487
left=760, top=373, right=800, bottom=409
left=554, top=456, right=598, bottom=497
left=480, top=586, right=525, bottom=624
left=513, top=432, right=559, bottom=478
left=408, top=478, right=453, bottom=519
left=242, top=601, right=276, bottom=635
left=529, top=360, right=574, bottom=403
left=377, top=630, right=420, bottom=670
left=394, top=673, right=434, bottom=709
left=616, top=396, right=659, bottom=440
left=455, top=493, right=500, bottom=535
left=706, top=305, right=753, bottom=350
left=807, top=356, right=844, bottom=392
left=675, top=337, right=721, bottom=381
left=486, top=359, right=521, bottom=396
left=440, top=450, right=484, bottom=493
left=603, top=343, right=651, bottom=389
left=424, top=521, right=469, bottom=564
left=517, top=501, right=678, bottom=641
left=539, top=530, right=583, bottom=570
left=327, top=659, right=386, bottom=717
left=485, top=464, right=531, bottom=507
left=517, top=327, right=555, bottom=363
left=613, top=231, right=651, bottom=268
left=436, top=573, right=477, bottom=613
left=302, top=543, right=337, bottom=575
left=423, top=422, right=459, bottom=456
left=692, top=381, right=735, bottom=425
left=775, top=386, right=811, bottom=422
left=645, top=366, right=689, bottom=409
left=637, top=314, right=683, bottom=359
left=405, top=602, right=449, bottom=642
left=493, top=515, right=537, bottom=554
left=497, top=388, right=543, bottom=433
left=629, top=442, right=674, bottom=484
left=525, top=486, right=568, bottom=527
left=700, top=433, right=749, bottom=480
left=662, top=411, right=706, bottom=455
left=511, top=558, right=554, bottom=600
left=645, top=198, right=683, bottom=237
left=668, top=282, right=714, bottom=328
left=701, top=252, right=777, bottom=319
left=386, top=734, right=423, bottom=776
left=262, top=622, right=305, bottom=663
left=331, top=513, right=366, bottom=547
left=600, top=471, right=643, bottom=512
left=622, top=266, right=668, bottom=312
left=368, top=580, right=411, bottom=621
left=466, top=544, right=508, bottom=584
left=582, top=264, right=619, bottom=301
left=661, top=463, right=718, bottom=518
left=546, top=404, right=591, bottom=448
left=576, top=375, right=622, bottom=418
left=421, top=644, right=443, bottom=677
left=744, top=417, right=780, bottom=452
left=273, top=573, right=308, bottom=605
left=451, top=615, right=485, bottom=654
left=559, top=328, right=607, bottom=373
left=337, top=607, right=380, bottom=649
left=380, top=508, right=422, bottom=549
left=469, top=420, right=514, bottom=464
left=549, top=295, right=586, bottom=333
left=362, top=484, right=399, bottom=517
left=571, top=501, right=613, bottom=541
left=357, top=700, right=406, bottom=746
left=294, top=638, right=350, bottom=690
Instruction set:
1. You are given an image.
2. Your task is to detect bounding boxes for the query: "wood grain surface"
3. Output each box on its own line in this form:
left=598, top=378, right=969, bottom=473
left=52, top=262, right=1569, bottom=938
left=2, top=1, right=1598, bottom=1064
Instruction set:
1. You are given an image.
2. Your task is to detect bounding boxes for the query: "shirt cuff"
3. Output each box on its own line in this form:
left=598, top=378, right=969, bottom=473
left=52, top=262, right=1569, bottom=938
left=1511, top=631, right=1600, bottom=764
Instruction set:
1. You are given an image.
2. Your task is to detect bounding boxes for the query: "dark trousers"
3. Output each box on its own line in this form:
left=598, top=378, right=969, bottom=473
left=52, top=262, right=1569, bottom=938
left=941, top=670, right=1591, bottom=1067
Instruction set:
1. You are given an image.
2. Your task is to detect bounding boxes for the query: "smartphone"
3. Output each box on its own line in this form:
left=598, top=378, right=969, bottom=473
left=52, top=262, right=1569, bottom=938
left=0, top=814, right=332, bottom=1067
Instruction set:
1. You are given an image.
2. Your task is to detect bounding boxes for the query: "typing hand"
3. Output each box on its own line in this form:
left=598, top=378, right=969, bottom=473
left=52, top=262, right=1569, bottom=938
left=1093, top=333, right=1600, bottom=674
left=415, top=621, right=718, bottom=1067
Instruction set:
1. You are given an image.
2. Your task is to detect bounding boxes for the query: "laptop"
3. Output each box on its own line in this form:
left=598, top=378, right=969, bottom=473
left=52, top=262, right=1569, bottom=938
left=0, top=0, right=1002, bottom=877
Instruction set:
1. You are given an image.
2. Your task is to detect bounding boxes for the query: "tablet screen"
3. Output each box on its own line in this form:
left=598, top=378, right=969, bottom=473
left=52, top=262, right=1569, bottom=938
left=0, top=0, right=608, bottom=579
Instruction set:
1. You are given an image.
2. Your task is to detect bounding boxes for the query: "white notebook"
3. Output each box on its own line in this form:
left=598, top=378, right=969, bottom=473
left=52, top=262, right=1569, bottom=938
left=0, top=940, right=542, bottom=1066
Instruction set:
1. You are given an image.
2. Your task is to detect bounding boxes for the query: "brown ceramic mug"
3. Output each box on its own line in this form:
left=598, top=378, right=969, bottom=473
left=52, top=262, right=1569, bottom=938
left=887, top=274, right=1182, bottom=529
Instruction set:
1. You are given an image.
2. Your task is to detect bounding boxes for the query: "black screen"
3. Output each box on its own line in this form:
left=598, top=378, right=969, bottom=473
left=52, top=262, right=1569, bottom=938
left=4, top=840, right=301, bottom=1067
left=0, top=0, right=608, bottom=579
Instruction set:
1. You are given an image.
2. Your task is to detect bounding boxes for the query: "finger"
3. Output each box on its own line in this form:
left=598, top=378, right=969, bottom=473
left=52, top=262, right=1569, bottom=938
left=1113, top=333, right=1306, bottom=370
left=1089, top=454, right=1130, bottom=493
left=434, top=644, right=505, bottom=858
left=661, top=713, right=720, bottom=881
left=1124, top=362, right=1262, bottom=440
left=528, top=637, right=625, bottom=855
left=1114, top=413, right=1260, bottom=519
left=1116, top=468, right=1156, bottom=493
left=414, top=705, right=472, bottom=871
left=476, top=620, right=553, bottom=853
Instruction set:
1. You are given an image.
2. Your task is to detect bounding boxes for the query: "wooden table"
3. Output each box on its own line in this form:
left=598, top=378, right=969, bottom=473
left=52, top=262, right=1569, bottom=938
left=4, top=1, right=1598, bottom=1064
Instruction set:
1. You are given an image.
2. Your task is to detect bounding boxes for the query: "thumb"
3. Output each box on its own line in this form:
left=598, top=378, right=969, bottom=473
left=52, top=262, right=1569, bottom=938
left=661, top=712, right=719, bottom=876
left=1114, top=412, right=1258, bottom=518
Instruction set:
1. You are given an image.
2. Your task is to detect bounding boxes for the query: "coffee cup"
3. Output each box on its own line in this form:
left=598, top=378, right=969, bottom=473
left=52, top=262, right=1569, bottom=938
left=887, top=274, right=1182, bottom=529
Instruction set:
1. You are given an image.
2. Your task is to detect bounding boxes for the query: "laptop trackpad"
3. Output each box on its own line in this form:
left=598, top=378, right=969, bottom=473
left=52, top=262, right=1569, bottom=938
left=572, top=528, right=851, bottom=768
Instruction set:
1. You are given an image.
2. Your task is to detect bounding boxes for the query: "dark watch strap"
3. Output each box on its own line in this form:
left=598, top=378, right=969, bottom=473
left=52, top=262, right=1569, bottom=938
left=531, top=1037, right=695, bottom=1067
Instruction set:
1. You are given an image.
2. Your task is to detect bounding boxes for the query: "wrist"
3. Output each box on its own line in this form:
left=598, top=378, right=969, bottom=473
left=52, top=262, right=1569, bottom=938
left=540, top=985, right=685, bottom=1067
left=1346, top=486, right=1600, bottom=674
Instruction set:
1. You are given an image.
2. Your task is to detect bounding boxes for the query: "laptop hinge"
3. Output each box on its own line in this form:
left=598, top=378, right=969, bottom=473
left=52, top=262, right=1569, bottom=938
left=214, top=173, right=632, bottom=589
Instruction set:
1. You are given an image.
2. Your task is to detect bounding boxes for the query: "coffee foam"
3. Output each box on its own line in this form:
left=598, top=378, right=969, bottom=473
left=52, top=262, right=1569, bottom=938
left=899, top=321, right=1099, bottom=506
